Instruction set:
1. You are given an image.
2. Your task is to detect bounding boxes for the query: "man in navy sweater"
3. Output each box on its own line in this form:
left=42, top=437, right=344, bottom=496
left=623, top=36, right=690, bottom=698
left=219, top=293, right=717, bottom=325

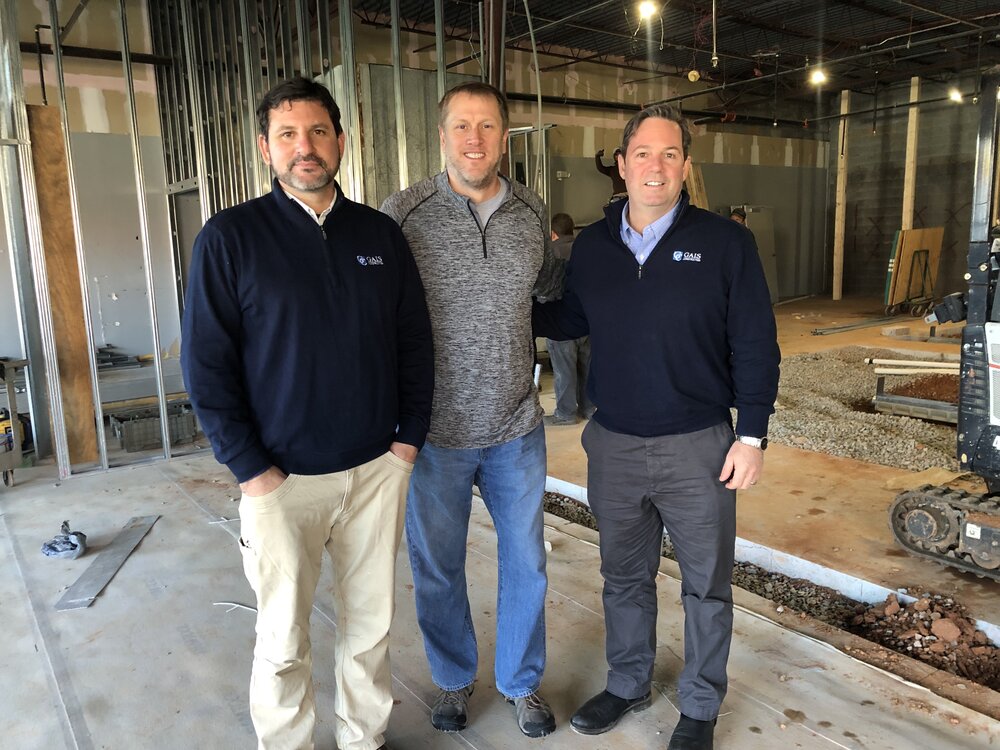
left=534, top=104, right=779, bottom=750
left=182, top=77, right=433, bottom=750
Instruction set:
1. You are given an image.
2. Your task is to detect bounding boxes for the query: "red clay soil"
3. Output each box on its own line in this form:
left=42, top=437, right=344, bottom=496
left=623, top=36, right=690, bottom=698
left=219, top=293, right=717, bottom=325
left=888, top=374, right=959, bottom=404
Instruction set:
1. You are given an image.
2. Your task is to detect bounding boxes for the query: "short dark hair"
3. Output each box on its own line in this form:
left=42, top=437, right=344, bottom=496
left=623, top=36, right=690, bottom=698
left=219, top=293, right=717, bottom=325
left=730, top=206, right=747, bottom=220
left=551, top=213, right=575, bottom=237
left=257, top=77, right=342, bottom=138
left=620, top=103, right=691, bottom=159
left=439, top=82, right=509, bottom=131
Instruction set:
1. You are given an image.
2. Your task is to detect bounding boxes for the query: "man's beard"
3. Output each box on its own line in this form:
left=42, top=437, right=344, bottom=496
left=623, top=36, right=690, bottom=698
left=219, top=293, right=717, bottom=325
left=447, top=153, right=502, bottom=191
left=274, top=154, right=337, bottom=192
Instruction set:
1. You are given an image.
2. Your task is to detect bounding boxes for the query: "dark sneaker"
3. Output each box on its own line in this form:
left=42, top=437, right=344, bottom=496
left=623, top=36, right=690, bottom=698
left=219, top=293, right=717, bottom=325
left=431, top=685, right=474, bottom=732
left=507, top=692, right=556, bottom=738
left=544, top=413, right=578, bottom=426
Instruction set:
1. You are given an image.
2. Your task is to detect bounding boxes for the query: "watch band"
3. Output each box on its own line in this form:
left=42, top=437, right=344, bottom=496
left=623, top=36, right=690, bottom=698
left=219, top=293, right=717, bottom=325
left=736, top=435, right=768, bottom=450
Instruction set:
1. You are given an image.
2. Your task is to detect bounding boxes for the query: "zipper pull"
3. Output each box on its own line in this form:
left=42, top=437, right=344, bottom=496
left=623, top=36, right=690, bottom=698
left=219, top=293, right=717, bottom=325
left=638, top=264, right=643, bottom=280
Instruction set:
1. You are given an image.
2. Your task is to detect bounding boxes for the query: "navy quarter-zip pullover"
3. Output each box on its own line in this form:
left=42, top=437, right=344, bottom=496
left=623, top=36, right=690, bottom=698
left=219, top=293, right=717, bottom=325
left=182, top=179, right=434, bottom=482
left=533, top=191, right=779, bottom=439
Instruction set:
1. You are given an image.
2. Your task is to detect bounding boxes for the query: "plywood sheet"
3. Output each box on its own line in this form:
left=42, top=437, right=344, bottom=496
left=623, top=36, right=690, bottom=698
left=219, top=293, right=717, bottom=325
left=889, top=226, right=944, bottom=306
left=26, top=105, right=98, bottom=465
left=685, top=163, right=709, bottom=208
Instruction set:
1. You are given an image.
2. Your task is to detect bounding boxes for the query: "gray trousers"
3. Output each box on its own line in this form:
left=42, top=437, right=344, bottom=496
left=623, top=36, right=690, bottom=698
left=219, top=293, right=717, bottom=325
left=547, top=337, right=593, bottom=420
left=582, top=419, right=736, bottom=721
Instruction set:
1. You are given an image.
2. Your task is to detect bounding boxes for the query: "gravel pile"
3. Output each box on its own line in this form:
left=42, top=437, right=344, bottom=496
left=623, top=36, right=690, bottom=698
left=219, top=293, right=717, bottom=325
left=852, top=593, right=1000, bottom=689
left=771, top=346, right=958, bottom=472
left=542, top=492, right=999, bottom=690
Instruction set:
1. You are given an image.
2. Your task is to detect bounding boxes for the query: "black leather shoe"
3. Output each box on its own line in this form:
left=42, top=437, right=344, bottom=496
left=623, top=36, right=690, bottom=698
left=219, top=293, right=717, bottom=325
left=667, top=714, right=716, bottom=749
left=570, top=690, right=651, bottom=735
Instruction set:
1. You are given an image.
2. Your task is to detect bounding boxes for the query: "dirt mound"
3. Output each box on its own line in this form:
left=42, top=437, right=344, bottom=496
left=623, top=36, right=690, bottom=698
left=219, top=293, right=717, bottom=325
left=852, top=593, right=1000, bottom=690
left=888, top=374, right=959, bottom=404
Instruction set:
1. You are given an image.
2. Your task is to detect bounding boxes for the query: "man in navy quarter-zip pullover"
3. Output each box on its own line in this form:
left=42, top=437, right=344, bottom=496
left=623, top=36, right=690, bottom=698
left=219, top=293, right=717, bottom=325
left=380, top=82, right=558, bottom=740
left=534, top=104, right=780, bottom=750
left=182, top=77, right=433, bottom=750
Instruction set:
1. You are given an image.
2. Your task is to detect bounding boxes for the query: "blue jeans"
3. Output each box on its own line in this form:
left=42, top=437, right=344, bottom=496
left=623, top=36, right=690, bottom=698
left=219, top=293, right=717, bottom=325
left=405, top=424, right=548, bottom=698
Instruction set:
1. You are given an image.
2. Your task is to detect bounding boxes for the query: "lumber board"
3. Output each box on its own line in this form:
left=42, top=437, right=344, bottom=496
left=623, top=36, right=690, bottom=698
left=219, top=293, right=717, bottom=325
left=684, top=163, right=709, bottom=209
left=27, top=105, right=98, bottom=465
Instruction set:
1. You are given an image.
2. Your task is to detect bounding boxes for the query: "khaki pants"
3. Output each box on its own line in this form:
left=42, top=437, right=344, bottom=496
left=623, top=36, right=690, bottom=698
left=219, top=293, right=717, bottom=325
left=237, top=451, right=413, bottom=750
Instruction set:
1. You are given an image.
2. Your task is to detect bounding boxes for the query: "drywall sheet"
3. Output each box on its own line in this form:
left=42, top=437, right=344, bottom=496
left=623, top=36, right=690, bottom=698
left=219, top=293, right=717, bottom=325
left=701, top=163, right=827, bottom=298
left=888, top=226, right=944, bottom=306
left=26, top=105, right=97, bottom=465
left=68, top=132, right=179, bottom=356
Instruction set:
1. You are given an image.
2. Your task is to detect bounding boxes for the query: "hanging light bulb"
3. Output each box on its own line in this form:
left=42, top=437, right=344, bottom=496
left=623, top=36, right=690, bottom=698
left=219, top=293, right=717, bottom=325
left=809, top=67, right=827, bottom=85
left=949, top=88, right=963, bottom=103
left=638, top=1, right=657, bottom=20
left=688, top=69, right=701, bottom=82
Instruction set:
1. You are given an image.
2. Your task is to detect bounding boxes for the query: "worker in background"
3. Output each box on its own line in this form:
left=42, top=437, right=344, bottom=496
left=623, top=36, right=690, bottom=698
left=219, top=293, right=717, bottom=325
left=544, top=212, right=594, bottom=426
left=729, top=206, right=747, bottom=224
left=181, top=77, right=433, bottom=750
left=535, top=104, right=780, bottom=750
left=595, top=147, right=628, bottom=204
left=380, top=81, right=557, bottom=740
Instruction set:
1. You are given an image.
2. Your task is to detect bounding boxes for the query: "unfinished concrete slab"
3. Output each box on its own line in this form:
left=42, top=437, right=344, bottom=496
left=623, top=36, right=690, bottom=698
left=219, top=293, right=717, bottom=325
left=1, top=455, right=996, bottom=749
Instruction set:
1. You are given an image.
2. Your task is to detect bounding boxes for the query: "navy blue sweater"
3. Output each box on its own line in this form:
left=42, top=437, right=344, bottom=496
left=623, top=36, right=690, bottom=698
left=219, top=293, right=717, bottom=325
left=182, top=180, right=434, bottom=482
left=533, top=192, right=779, bottom=438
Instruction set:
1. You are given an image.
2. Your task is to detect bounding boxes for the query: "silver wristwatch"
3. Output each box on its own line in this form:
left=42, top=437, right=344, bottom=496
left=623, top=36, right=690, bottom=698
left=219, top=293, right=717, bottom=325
left=736, top=435, right=768, bottom=450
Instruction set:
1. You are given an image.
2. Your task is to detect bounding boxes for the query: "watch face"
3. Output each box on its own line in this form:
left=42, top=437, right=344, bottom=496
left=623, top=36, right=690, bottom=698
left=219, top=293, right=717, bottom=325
left=760, top=437, right=769, bottom=450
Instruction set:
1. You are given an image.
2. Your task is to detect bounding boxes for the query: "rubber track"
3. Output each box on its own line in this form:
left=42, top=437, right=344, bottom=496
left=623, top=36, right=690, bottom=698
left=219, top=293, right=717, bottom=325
left=889, top=485, right=1000, bottom=582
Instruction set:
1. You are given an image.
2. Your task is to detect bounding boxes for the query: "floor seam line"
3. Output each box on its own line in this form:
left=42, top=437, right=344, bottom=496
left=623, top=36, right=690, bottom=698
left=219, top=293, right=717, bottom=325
left=1, top=513, right=93, bottom=750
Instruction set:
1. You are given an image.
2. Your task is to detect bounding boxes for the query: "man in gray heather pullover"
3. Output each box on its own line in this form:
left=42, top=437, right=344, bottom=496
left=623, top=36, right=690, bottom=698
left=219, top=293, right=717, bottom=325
left=380, top=82, right=556, bottom=739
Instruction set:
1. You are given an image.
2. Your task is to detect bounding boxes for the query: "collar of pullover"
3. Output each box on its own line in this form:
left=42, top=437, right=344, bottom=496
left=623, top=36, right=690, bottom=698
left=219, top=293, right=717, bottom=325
left=604, top=188, right=690, bottom=242
left=433, top=171, right=511, bottom=209
left=268, top=177, right=346, bottom=227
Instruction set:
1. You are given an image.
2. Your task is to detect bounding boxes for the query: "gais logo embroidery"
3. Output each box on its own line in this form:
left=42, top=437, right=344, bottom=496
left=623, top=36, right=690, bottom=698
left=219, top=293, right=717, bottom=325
left=672, top=250, right=701, bottom=262
left=356, top=255, right=384, bottom=266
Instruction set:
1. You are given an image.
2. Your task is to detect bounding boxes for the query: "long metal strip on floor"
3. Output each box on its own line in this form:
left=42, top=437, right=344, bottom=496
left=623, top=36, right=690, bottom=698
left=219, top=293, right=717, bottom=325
left=811, top=315, right=898, bottom=335
left=55, top=515, right=160, bottom=611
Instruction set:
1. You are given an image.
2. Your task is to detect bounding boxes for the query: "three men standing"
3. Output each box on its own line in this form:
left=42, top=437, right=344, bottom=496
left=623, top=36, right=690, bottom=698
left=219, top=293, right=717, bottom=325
left=535, top=104, right=780, bottom=750
left=182, top=77, right=434, bottom=750
left=381, top=82, right=557, bottom=739
left=185, top=74, right=778, bottom=750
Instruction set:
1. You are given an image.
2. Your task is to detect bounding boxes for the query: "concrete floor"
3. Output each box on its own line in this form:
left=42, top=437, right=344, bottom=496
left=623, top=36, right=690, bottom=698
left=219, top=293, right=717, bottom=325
left=2, top=296, right=999, bottom=748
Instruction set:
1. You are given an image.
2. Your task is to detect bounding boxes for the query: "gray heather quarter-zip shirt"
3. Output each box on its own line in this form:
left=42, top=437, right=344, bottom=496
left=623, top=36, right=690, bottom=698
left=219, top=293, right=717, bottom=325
left=381, top=171, right=553, bottom=449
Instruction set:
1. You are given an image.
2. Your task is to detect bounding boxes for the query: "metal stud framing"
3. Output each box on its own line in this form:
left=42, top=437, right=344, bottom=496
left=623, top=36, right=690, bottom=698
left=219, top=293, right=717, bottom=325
left=0, top=0, right=57, bottom=463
